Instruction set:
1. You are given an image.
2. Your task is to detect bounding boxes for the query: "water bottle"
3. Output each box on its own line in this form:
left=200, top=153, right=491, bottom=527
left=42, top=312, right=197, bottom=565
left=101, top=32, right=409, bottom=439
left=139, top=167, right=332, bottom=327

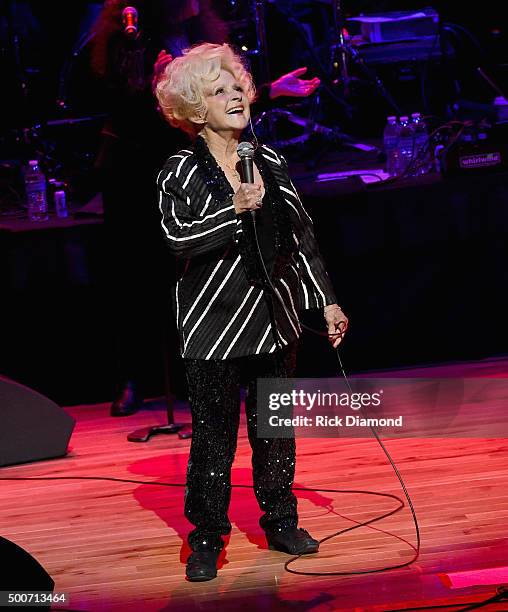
left=433, top=144, right=445, bottom=174
left=25, top=160, right=48, bottom=222
left=494, top=96, right=508, bottom=122
left=411, top=112, right=429, bottom=174
left=383, top=116, right=400, bottom=176
left=398, top=116, right=414, bottom=176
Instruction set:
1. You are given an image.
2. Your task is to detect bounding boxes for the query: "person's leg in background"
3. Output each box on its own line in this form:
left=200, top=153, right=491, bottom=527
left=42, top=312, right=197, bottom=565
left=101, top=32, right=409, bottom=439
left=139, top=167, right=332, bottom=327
left=182, top=357, right=242, bottom=580
left=99, top=141, right=170, bottom=416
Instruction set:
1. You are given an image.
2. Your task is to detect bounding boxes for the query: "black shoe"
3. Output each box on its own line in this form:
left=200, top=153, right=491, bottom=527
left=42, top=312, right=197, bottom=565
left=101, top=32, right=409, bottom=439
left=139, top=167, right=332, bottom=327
left=110, top=382, right=143, bottom=417
left=266, top=527, right=319, bottom=555
left=185, top=549, right=221, bottom=582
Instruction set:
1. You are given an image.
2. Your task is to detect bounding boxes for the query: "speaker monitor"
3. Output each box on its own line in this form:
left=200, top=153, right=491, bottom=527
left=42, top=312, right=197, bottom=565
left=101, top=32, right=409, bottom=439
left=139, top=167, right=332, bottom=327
left=0, top=536, right=54, bottom=610
left=0, top=376, right=75, bottom=467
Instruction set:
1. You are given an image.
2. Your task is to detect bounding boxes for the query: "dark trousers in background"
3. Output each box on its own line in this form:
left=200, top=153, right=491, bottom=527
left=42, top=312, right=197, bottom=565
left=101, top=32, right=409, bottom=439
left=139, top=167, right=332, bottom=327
left=183, top=343, right=298, bottom=551
left=98, top=139, right=175, bottom=399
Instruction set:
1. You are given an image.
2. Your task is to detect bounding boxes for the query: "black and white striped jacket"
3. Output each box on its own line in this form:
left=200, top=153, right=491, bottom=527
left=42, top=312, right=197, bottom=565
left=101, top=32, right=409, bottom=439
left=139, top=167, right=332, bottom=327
left=157, top=137, right=337, bottom=360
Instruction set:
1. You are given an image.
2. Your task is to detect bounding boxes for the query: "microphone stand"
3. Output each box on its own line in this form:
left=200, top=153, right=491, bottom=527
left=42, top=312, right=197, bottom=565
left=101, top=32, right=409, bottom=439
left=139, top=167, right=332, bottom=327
left=127, top=336, right=191, bottom=442
left=331, top=0, right=351, bottom=95
left=252, top=109, right=380, bottom=167
left=253, top=0, right=271, bottom=85
left=242, top=0, right=271, bottom=85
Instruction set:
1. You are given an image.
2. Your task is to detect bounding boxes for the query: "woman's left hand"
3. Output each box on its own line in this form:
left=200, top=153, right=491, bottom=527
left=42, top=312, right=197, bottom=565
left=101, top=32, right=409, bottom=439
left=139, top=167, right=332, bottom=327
left=324, top=304, right=348, bottom=348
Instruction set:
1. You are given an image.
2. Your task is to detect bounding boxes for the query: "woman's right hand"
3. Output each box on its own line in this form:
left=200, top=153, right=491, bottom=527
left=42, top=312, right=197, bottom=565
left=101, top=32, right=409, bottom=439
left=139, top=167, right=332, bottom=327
left=233, top=183, right=263, bottom=215
left=152, top=50, right=173, bottom=92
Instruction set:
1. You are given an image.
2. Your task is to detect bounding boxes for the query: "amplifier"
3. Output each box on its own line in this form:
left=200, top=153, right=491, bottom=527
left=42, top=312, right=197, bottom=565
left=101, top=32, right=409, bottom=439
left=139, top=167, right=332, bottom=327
left=351, top=37, right=447, bottom=66
left=440, top=123, right=508, bottom=177
left=348, top=8, right=439, bottom=44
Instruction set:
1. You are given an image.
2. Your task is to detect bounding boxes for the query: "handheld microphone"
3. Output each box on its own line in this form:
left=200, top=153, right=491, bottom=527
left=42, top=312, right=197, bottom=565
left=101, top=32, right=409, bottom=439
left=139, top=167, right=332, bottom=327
left=237, top=141, right=256, bottom=219
left=237, top=141, right=255, bottom=183
left=122, top=6, right=138, bottom=38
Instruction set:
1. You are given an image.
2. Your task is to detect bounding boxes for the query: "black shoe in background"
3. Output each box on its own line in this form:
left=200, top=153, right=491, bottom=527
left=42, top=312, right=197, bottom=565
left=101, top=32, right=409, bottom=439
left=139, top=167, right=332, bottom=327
left=110, top=381, right=143, bottom=417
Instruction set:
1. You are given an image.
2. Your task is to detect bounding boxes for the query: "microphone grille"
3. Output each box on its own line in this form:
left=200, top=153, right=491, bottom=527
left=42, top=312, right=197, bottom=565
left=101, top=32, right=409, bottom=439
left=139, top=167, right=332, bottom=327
left=237, top=141, right=255, bottom=159
left=122, top=6, right=138, bottom=21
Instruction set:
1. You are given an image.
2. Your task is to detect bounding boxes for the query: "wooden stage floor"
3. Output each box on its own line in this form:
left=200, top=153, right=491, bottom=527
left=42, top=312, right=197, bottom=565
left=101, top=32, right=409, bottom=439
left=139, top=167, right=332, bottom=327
left=1, top=357, right=507, bottom=612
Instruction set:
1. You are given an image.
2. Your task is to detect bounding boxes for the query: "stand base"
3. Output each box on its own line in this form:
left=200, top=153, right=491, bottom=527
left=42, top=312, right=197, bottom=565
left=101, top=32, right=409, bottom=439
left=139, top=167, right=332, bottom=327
left=127, top=423, right=189, bottom=443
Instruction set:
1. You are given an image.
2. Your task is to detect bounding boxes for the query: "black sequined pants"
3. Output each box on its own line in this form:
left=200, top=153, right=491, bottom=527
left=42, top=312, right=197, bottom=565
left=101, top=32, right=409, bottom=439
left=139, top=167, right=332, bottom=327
left=183, top=343, right=298, bottom=551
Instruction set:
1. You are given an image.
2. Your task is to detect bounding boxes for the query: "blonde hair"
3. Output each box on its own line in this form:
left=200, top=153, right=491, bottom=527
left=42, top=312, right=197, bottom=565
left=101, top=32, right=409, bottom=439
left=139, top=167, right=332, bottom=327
left=155, top=43, right=256, bottom=136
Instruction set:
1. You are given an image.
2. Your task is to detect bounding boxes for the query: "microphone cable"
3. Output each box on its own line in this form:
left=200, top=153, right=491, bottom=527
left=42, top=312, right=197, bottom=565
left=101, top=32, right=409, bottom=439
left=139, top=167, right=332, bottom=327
left=249, top=208, right=421, bottom=576
left=0, top=473, right=505, bottom=611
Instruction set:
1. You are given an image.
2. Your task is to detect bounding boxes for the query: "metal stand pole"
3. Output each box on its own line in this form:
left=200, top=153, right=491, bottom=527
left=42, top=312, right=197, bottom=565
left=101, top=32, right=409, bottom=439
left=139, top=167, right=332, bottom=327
left=253, top=0, right=271, bottom=85
left=127, top=329, right=191, bottom=442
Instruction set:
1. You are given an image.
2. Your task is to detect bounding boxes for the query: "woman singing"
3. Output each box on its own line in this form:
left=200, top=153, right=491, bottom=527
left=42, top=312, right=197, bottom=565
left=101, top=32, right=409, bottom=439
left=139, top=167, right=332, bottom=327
left=155, top=43, right=348, bottom=581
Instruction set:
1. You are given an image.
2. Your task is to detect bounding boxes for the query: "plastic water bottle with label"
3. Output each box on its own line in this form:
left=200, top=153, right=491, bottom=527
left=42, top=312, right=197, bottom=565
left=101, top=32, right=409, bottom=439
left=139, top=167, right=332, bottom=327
left=398, top=116, right=415, bottom=176
left=25, top=160, right=48, bottom=221
left=383, top=116, right=400, bottom=176
left=411, top=113, right=429, bottom=174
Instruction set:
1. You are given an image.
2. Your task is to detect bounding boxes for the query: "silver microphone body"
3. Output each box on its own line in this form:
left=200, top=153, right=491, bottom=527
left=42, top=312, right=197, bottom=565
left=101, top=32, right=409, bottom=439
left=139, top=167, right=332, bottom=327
left=236, top=141, right=257, bottom=219
left=237, top=141, right=255, bottom=183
